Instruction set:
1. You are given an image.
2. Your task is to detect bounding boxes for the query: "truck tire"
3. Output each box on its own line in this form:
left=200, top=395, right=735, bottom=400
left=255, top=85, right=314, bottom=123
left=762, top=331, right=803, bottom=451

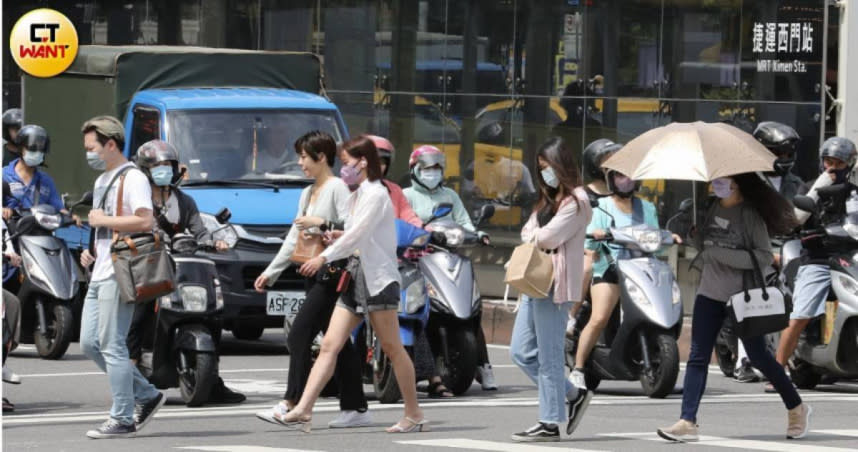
left=179, top=351, right=217, bottom=407
left=34, top=303, right=73, bottom=360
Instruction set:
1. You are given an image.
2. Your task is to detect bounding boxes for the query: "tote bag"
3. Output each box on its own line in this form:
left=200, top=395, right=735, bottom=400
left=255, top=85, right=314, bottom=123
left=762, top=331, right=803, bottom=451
left=504, top=237, right=554, bottom=299
left=727, top=248, right=789, bottom=338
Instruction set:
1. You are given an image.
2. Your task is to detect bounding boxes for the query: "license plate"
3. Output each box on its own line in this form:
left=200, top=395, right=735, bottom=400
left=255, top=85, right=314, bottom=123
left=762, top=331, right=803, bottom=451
left=266, top=291, right=305, bottom=317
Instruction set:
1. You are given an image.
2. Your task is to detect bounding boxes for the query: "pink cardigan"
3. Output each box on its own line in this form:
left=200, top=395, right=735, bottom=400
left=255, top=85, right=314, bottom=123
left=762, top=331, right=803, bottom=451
left=520, top=187, right=592, bottom=304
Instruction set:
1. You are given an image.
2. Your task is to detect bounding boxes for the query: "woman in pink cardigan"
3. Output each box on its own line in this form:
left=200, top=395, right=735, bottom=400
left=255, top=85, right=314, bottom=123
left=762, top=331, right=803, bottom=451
left=510, top=136, right=594, bottom=443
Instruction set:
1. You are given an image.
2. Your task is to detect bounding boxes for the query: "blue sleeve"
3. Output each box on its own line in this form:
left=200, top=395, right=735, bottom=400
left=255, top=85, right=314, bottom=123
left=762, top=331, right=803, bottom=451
left=41, top=175, right=65, bottom=211
left=643, top=200, right=659, bottom=228
left=585, top=199, right=608, bottom=251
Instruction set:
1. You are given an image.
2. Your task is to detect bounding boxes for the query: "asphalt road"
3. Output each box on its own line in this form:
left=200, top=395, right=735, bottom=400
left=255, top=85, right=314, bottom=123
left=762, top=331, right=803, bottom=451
left=3, top=329, right=858, bottom=452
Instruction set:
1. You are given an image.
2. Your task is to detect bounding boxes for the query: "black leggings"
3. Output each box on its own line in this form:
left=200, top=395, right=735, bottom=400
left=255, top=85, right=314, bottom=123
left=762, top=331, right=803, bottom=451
left=284, top=278, right=367, bottom=411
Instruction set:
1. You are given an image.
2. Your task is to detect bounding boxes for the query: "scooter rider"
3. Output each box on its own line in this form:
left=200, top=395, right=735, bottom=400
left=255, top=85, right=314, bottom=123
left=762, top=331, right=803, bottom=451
left=2, top=125, right=68, bottom=220
left=367, top=135, right=422, bottom=227
left=2, top=109, right=23, bottom=164
left=773, top=137, right=858, bottom=390
left=402, top=145, right=497, bottom=390
left=128, top=139, right=245, bottom=404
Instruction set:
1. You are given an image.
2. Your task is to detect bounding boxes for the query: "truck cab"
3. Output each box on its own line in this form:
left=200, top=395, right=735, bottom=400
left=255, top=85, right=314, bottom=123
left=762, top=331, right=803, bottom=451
left=125, top=87, right=348, bottom=340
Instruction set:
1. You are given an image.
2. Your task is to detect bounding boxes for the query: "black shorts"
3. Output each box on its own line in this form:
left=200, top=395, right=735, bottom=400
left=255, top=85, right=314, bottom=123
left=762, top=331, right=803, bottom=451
left=593, top=265, right=619, bottom=285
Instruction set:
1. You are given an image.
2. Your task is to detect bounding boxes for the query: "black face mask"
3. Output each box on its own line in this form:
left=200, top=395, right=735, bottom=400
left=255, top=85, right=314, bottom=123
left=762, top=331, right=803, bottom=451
left=772, top=157, right=795, bottom=176
left=831, top=167, right=851, bottom=184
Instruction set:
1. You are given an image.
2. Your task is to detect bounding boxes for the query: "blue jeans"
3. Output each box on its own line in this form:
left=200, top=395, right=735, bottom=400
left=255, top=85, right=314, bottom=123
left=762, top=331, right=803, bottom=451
left=80, top=278, right=160, bottom=425
left=681, top=295, right=801, bottom=423
left=791, top=264, right=830, bottom=320
left=510, top=295, right=574, bottom=425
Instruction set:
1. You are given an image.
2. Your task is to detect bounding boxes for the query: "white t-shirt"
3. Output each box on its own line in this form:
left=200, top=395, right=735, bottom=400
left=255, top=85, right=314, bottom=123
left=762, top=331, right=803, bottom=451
left=91, top=163, right=153, bottom=282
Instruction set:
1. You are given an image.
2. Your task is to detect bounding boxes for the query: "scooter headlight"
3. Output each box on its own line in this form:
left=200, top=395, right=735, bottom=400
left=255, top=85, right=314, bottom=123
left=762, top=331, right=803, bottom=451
left=444, top=228, right=464, bottom=247
left=672, top=281, right=682, bottom=305
left=632, top=229, right=661, bottom=253
left=214, top=278, right=224, bottom=310
left=159, top=295, right=173, bottom=310
left=33, top=210, right=61, bottom=231
left=624, top=277, right=650, bottom=306
left=404, top=279, right=426, bottom=314
left=837, top=274, right=858, bottom=297
left=180, top=285, right=208, bottom=312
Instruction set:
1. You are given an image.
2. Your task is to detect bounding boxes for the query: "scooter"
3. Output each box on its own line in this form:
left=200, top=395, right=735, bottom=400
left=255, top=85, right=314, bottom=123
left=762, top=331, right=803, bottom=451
left=353, top=217, right=434, bottom=404
left=778, top=189, right=858, bottom=389
left=136, top=227, right=226, bottom=407
left=420, top=204, right=494, bottom=396
left=565, top=201, right=687, bottom=398
left=8, top=196, right=88, bottom=360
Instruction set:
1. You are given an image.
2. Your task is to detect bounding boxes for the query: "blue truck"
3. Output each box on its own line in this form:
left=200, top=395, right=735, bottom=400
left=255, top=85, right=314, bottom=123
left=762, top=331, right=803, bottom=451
left=24, top=46, right=347, bottom=340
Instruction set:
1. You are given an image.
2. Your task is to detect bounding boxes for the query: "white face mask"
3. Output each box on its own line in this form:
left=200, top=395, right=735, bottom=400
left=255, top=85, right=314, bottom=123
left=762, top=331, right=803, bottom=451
left=540, top=167, right=559, bottom=188
left=418, top=168, right=443, bottom=188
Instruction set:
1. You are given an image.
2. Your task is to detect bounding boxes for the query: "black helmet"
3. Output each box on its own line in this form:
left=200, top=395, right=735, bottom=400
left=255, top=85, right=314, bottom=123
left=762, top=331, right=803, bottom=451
left=819, top=137, right=857, bottom=170
left=582, top=139, right=622, bottom=181
left=3, top=108, right=23, bottom=142
left=14, top=124, right=50, bottom=154
left=753, top=121, right=800, bottom=176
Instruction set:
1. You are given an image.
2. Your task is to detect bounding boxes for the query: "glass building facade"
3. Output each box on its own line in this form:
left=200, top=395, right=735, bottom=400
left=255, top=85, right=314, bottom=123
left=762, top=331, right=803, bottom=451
left=3, top=0, right=842, bottom=294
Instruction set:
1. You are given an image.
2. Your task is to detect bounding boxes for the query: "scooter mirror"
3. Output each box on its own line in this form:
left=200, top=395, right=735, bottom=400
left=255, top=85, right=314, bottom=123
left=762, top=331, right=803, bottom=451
left=424, top=203, right=453, bottom=227
left=215, top=207, right=232, bottom=224
left=70, top=191, right=94, bottom=209
left=677, top=198, right=693, bottom=214
left=792, top=195, right=816, bottom=213
left=476, top=204, right=495, bottom=225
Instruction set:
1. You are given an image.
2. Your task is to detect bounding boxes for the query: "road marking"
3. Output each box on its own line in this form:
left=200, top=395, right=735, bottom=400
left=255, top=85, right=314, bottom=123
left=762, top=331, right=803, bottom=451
left=814, top=430, right=858, bottom=437
left=601, top=432, right=856, bottom=452
left=486, top=344, right=510, bottom=350
left=178, top=447, right=324, bottom=452
left=398, top=439, right=602, bottom=452
left=18, top=368, right=289, bottom=378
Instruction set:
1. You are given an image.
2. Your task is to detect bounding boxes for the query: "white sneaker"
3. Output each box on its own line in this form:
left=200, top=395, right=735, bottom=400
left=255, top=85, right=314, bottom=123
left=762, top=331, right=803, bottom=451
left=328, top=410, right=373, bottom=428
left=476, top=364, right=498, bottom=390
left=2, top=366, right=21, bottom=384
left=566, top=317, right=577, bottom=337
left=256, top=401, right=289, bottom=425
left=569, top=369, right=587, bottom=392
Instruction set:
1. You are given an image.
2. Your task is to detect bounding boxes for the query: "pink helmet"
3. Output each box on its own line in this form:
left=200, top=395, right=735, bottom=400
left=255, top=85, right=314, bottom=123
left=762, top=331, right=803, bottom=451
left=367, top=135, right=394, bottom=158
left=408, top=145, right=446, bottom=170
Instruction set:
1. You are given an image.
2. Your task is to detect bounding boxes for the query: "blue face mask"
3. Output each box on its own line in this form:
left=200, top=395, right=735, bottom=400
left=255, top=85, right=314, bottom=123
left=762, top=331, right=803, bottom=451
left=23, top=150, right=44, bottom=167
left=150, top=166, right=174, bottom=186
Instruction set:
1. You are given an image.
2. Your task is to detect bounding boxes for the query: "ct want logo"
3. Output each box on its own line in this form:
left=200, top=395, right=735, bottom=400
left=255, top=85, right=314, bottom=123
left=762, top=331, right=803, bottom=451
left=10, top=8, right=78, bottom=78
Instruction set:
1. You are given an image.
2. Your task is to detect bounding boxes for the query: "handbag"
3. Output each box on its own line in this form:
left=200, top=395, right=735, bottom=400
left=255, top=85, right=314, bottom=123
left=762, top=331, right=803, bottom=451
left=504, top=235, right=554, bottom=299
left=109, top=171, right=176, bottom=304
left=727, top=247, right=790, bottom=338
left=290, top=185, right=327, bottom=264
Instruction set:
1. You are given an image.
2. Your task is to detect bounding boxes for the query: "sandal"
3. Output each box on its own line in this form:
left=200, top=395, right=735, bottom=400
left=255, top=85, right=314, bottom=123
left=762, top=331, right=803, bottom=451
left=427, top=381, right=454, bottom=399
left=386, top=416, right=429, bottom=433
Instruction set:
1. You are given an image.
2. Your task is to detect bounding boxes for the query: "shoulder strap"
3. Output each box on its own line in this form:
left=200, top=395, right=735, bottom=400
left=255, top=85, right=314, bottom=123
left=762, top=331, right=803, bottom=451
left=631, top=197, right=645, bottom=224
left=111, top=172, right=129, bottom=244
left=88, top=165, right=133, bottom=256
left=34, top=175, right=41, bottom=206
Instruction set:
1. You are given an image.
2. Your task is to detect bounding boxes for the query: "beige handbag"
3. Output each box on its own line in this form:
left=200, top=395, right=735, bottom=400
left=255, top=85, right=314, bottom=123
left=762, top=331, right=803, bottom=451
left=503, top=237, right=554, bottom=299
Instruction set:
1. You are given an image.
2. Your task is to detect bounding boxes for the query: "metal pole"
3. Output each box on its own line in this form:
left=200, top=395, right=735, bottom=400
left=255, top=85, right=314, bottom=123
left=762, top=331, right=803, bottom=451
left=837, top=0, right=857, bottom=141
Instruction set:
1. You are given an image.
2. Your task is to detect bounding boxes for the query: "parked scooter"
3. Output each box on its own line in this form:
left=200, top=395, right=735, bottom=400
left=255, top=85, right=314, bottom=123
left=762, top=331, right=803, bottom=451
left=136, top=215, right=227, bottom=406
left=353, top=217, right=434, bottom=403
left=420, top=204, right=494, bottom=396
left=565, top=201, right=688, bottom=398
left=776, top=190, right=858, bottom=389
left=7, top=195, right=89, bottom=359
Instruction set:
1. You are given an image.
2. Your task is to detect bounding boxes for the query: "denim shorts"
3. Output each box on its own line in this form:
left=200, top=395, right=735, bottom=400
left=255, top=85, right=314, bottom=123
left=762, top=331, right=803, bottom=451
left=791, top=264, right=830, bottom=320
left=336, top=259, right=400, bottom=315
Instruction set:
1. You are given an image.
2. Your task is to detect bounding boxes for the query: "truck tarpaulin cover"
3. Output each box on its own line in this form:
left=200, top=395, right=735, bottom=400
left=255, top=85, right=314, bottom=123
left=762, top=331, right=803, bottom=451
left=65, top=45, right=323, bottom=116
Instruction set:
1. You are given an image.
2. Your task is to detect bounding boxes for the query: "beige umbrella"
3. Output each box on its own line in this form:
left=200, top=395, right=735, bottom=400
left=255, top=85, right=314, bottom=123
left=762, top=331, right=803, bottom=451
left=601, top=121, right=776, bottom=181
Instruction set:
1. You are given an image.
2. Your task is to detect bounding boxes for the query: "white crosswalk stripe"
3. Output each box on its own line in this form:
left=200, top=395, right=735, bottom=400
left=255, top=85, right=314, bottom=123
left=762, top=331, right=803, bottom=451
left=177, top=447, right=324, bottom=452
left=813, top=430, right=858, bottom=437
left=398, top=439, right=602, bottom=452
left=601, top=432, right=857, bottom=452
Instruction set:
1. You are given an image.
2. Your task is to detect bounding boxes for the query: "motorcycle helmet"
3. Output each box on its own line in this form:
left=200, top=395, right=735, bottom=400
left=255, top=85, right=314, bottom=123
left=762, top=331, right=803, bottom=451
left=753, top=121, right=800, bottom=176
left=14, top=124, right=50, bottom=155
left=367, top=135, right=394, bottom=177
left=582, top=138, right=622, bottom=182
left=819, top=136, right=858, bottom=170
left=605, top=169, right=640, bottom=198
left=2, top=108, right=23, bottom=143
left=409, top=145, right=446, bottom=190
left=136, top=139, right=181, bottom=185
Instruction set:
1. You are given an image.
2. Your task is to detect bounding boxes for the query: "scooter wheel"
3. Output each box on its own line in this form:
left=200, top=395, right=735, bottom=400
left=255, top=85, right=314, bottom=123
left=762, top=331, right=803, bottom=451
left=179, top=351, right=217, bottom=407
left=34, top=304, right=73, bottom=360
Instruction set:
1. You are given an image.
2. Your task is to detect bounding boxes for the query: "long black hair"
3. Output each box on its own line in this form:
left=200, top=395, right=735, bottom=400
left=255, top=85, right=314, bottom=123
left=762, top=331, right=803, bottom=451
left=535, top=136, right=583, bottom=225
left=733, top=172, right=798, bottom=236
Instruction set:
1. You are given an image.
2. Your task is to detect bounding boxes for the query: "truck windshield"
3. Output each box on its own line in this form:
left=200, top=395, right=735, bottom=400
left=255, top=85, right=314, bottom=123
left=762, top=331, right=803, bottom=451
left=167, top=109, right=343, bottom=182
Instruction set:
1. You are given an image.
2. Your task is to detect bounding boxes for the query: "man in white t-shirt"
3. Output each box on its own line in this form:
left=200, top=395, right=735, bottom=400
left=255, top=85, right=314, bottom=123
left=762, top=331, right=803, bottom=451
left=78, top=116, right=165, bottom=439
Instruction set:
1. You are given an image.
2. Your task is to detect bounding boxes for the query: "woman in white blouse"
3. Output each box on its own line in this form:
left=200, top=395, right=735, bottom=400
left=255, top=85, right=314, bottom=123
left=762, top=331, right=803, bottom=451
left=281, top=135, right=426, bottom=433
left=253, top=131, right=370, bottom=428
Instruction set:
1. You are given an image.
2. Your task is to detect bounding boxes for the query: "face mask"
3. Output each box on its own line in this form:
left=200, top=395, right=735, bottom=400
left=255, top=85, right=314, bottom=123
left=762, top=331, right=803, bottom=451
left=22, top=150, right=44, bottom=167
left=831, top=168, right=851, bottom=184
left=540, top=167, right=559, bottom=189
left=150, top=166, right=174, bottom=186
left=711, top=178, right=734, bottom=199
left=339, top=161, right=363, bottom=187
left=613, top=174, right=636, bottom=195
left=418, top=168, right=443, bottom=189
left=87, top=151, right=106, bottom=171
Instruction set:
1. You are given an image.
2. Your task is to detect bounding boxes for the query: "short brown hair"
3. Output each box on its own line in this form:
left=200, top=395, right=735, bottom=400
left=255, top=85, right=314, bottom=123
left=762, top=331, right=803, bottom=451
left=81, top=115, right=125, bottom=150
left=294, top=130, right=337, bottom=167
left=341, top=135, right=383, bottom=182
